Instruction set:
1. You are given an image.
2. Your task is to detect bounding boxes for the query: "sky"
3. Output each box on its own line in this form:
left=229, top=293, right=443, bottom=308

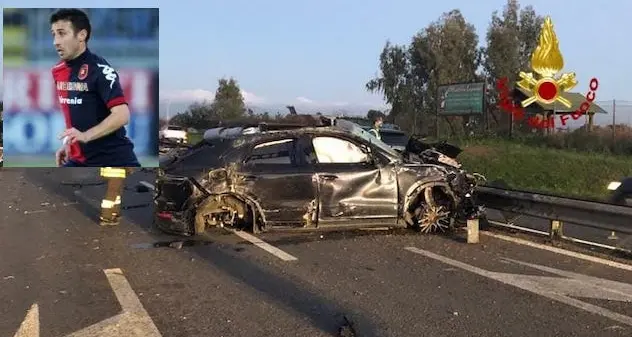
left=2, top=0, right=632, bottom=121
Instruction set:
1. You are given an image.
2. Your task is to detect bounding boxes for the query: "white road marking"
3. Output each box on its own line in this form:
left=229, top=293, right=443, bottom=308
left=405, top=246, right=632, bottom=326
left=481, top=231, right=632, bottom=272
left=227, top=229, right=298, bottom=261
left=139, top=181, right=155, bottom=191
left=66, top=268, right=162, bottom=337
left=13, top=269, right=162, bottom=337
left=13, top=304, right=39, bottom=337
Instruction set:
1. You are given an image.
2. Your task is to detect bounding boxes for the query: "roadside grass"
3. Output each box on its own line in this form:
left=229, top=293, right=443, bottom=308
left=458, top=138, right=632, bottom=201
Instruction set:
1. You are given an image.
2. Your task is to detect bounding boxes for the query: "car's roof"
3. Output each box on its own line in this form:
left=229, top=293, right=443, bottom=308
left=202, top=115, right=361, bottom=143
left=232, top=125, right=363, bottom=145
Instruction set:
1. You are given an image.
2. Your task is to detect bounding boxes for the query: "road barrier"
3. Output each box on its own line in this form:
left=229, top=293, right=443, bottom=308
left=476, top=186, right=632, bottom=254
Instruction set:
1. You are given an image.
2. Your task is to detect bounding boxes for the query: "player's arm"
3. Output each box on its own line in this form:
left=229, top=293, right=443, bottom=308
left=83, top=63, right=130, bottom=142
left=84, top=103, right=130, bottom=142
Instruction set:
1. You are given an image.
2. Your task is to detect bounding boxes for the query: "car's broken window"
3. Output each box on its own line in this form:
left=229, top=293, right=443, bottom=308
left=246, top=139, right=295, bottom=164
left=312, top=136, right=369, bottom=164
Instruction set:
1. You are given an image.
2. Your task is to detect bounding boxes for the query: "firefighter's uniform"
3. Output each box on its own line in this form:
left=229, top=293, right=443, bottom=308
left=99, top=167, right=133, bottom=226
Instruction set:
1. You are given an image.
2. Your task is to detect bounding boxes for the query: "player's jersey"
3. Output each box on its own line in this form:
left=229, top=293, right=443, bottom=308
left=52, top=48, right=139, bottom=166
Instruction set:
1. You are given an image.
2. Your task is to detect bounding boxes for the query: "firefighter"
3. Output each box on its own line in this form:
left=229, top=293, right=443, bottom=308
left=369, top=115, right=383, bottom=140
left=99, top=167, right=133, bottom=226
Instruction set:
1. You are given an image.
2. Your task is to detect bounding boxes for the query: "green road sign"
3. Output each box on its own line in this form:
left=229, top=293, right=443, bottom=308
left=437, top=82, right=485, bottom=115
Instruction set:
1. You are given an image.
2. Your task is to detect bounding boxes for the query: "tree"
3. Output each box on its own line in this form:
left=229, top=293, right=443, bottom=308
left=416, top=9, right=482, bottom=136
left=210, top=78, right=246, bottom=120
left=367, top=10, right=481, bottom=136
left=366, top=41, right=414, bottom=124
left=482, top=0, right=544, bottom=133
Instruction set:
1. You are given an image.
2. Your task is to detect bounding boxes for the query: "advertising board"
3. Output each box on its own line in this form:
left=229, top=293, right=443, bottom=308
left=3, top=68, right=157, bottom=156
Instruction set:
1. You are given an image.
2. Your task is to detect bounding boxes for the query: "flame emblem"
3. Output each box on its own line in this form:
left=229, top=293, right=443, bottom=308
left=517, top=16, right=577, bottom=108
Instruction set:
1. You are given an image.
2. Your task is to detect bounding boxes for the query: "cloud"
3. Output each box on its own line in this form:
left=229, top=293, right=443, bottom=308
left=241, top=90, right=266, bottom=104
left=296, top=96, right=315, bottom=104
left=160, top=89, right=265, bottom=104
left=160, top=89, right=214, bottom=102
left=294, top=97, right=349, bottom=107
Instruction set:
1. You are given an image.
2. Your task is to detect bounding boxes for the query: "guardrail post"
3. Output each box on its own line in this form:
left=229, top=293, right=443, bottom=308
left=467, top=218, right=479, bottom=244
left=550, top=220, right=563, bottom=239
left=608, top=231, right=619, bottom=240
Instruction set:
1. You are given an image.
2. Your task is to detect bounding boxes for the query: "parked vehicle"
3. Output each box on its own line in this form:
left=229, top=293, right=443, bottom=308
left=607, top=178, right=632, bottom=206
left=154, top=116, right=485, bottom=236
left=159, top=125, right=188, bottom=144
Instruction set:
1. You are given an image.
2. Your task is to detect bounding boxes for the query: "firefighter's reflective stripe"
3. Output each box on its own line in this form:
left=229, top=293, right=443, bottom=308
left=102, top=195, right=121, bottom=206
left=101, top=199, right=116, bottom=209
left=100, top=167, right=127, bottom=178
left=369, top=128, right=381, bottom=140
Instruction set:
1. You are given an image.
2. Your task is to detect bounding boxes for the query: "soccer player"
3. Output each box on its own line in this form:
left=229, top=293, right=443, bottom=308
left=50, top=8, right=140, bottom=167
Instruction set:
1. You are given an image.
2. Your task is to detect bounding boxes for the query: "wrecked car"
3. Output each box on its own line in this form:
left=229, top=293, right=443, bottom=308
left=154, top=117, right=486, bottom=236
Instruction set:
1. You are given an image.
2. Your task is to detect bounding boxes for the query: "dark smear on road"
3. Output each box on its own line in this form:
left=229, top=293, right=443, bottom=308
left=262, top=227, right=443, bottom=246
left=130, top=240, right=212, bottom=249
left=122, top=203, right=151, bottom=210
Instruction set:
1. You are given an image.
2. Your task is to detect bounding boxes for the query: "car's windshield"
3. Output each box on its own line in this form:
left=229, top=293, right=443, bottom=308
left=335, top=119, right=402, bottom=159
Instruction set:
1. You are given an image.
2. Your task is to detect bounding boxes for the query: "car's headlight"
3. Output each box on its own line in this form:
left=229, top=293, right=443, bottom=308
left=607, top=181, right=621, bottom=190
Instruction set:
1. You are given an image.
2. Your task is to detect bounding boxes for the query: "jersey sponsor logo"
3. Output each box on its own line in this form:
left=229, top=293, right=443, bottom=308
left=97, top=63, right=118, bottom=89
left=58, top=96, right=83, bottom=105
left=78, top=64, right=89, bottom=80
left=57, top=81, right=89, bottom=92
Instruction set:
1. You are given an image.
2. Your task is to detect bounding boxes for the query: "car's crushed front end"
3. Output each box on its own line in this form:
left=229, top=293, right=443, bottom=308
left=399, top=135, right=486, bottom=233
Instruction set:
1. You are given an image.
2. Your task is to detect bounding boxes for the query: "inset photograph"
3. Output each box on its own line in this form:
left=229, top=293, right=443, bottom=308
left=2, top=8, right=159, bottom=167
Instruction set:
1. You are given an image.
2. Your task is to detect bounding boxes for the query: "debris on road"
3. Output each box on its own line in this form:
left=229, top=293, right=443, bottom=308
left=338, top=315, right=357, bottom=337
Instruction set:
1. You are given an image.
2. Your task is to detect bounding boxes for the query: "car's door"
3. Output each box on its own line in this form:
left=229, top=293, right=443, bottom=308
left=309, top=134, right=399, bottom=226
left=240, top=136, right=317, bottom=226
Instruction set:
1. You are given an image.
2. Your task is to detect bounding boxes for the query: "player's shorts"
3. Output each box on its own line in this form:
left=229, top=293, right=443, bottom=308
left=62, top=159, right=141, bottom=167
left=62, top=160, right=86, bottom=167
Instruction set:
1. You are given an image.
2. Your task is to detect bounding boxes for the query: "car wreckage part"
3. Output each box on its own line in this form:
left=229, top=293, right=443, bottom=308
left=405, top=181, right=458, bottom=233
left=194, top=193, right=260, bottom=234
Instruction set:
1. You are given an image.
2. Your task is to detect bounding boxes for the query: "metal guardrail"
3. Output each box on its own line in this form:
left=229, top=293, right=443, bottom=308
left=476, top=186, right=632, bottom=247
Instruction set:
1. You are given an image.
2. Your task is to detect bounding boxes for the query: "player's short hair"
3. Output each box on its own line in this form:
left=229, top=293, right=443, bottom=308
left=50, top=8, right=91, bottom=42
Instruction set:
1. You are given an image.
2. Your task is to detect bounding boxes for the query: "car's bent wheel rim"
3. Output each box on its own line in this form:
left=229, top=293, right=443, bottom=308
left=414, top=186, right=453, bottom=233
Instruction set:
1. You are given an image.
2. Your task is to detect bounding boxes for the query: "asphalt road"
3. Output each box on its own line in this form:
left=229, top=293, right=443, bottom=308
left=1, top=168, right=632, bottom=337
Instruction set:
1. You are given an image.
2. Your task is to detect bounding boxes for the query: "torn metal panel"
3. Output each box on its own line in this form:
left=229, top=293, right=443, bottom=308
left=317, top=167, right=398, bottom=221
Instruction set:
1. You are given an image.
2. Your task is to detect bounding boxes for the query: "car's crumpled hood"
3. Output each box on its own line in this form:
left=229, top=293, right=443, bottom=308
left=402, top=135, right=463, bottom=159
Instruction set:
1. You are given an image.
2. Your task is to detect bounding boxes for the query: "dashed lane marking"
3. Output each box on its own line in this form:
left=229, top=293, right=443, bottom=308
left=226, top=228, right=298, bottom=261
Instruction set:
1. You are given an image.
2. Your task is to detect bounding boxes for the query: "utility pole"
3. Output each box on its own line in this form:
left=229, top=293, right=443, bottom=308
left=612, top=99, right=616, bottom=149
